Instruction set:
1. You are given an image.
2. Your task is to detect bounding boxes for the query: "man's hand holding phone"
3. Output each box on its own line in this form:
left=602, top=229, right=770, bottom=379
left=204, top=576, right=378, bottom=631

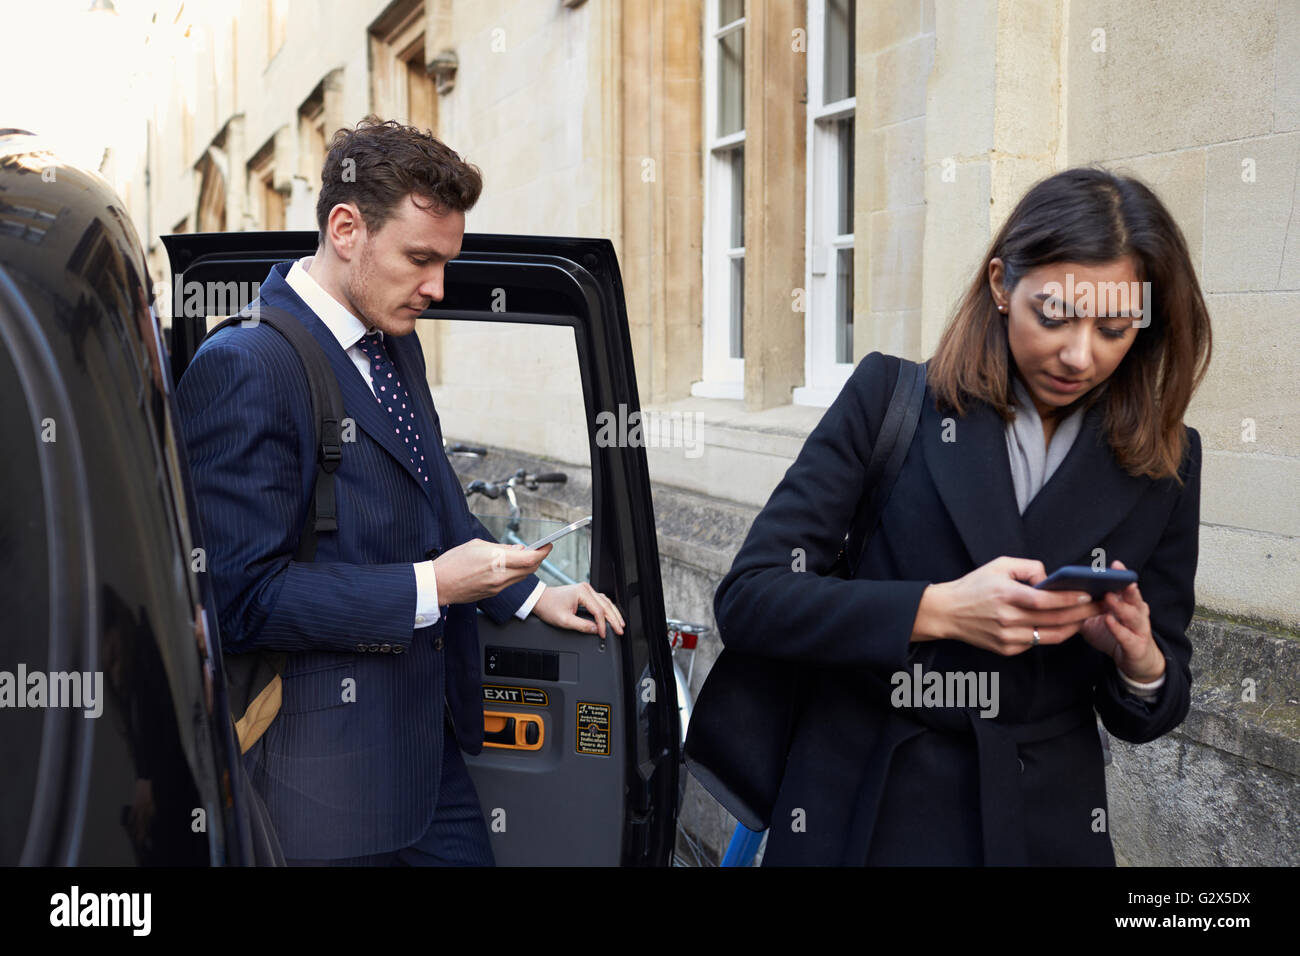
left=432, top=538, right=552, bottom=605
left=430, top=526, right=625, bottom=639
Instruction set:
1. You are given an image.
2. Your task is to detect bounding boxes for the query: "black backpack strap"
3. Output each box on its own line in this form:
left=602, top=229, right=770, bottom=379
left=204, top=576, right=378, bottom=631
left=203, top=303, right=345, bottom=744
left=843, top=358, right=928, bottom=576
left=207, top=305, right=344, bottom=562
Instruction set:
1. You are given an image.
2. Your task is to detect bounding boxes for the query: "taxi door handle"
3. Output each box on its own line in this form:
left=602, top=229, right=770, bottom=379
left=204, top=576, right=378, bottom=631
left=483, top=710, right=544, bottom=750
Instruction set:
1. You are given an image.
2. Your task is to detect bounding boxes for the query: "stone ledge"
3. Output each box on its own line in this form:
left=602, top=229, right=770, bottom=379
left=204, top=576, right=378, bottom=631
left=642, top=397, right=826, bottom=508
left=1177, top=613, right=1300, bottom=776
left=650, top=482, right=757, bottom=578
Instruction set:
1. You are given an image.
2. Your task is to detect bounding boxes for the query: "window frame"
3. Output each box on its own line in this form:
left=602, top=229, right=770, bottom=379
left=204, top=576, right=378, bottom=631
left=695, top=0, right=747, bottom=400
left=794, top=0, right=857, bottom=408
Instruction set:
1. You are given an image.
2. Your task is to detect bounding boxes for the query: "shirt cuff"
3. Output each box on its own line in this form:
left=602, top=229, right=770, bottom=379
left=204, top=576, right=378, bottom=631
left=515, top=581, right=546, bottom=620
left=413, top=560, right=441, bottom=628
left=1117, top=666, right=1165, bottom=701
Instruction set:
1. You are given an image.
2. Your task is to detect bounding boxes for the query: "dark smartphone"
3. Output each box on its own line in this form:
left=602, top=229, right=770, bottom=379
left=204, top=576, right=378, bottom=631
left=1034, top=565, right=1137, bottom=600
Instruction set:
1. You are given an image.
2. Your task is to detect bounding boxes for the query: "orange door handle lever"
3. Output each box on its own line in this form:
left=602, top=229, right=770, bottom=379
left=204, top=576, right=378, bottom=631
left=483, top=710, right=545, bottom=750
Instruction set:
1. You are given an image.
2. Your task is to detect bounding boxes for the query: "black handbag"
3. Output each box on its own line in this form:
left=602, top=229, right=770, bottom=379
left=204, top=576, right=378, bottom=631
left=683, top=359, right=927, bottom=832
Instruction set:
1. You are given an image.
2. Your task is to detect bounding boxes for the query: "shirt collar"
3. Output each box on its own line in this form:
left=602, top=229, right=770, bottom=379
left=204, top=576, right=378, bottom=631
left=284, top=255, right=380, bottom=351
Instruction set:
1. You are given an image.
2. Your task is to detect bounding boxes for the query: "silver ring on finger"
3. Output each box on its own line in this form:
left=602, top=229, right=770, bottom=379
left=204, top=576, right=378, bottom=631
left=1032, top=628, right=1041, bottom=646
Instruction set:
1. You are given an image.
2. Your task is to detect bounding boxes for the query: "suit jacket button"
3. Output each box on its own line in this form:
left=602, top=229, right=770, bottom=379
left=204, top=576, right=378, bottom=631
left=379, top=643, right=392, bottom=653
left=392, top=645, right=405, bottom=655
left=433, top=637, right=444, bottom=650
left=368, top=643, right=381, bottom=652
left=355, top=643, right=367, bottom=652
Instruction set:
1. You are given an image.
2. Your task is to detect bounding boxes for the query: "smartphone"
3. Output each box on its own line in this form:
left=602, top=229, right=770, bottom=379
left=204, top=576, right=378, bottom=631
left=1035, top=565, right=1137, bottom=600
left=526, top=516, right=592, bottom=550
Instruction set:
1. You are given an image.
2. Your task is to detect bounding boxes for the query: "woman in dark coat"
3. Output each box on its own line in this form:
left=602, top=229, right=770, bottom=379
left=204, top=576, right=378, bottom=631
left=711, top=167, right=1212, bottom=865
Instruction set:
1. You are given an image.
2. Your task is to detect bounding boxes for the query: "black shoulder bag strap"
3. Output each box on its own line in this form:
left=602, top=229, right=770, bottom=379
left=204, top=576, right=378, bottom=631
left=685, top=356, right=928, bottom=831
left=833, top=358, right=928, bottom=578
left=206, top=305, right=345, bottom=751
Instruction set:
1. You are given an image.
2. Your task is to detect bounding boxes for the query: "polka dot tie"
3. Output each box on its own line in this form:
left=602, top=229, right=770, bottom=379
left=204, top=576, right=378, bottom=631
left=355, top=332, right=429, bottom=483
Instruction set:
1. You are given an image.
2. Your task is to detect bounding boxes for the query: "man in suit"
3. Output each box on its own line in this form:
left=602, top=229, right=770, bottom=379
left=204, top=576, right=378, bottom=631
left=176, top=116, right=623, bottom=865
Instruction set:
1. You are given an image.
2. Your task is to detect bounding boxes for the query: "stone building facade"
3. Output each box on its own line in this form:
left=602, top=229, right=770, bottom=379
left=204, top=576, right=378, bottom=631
left=104, top=0, right=1297, bottom=864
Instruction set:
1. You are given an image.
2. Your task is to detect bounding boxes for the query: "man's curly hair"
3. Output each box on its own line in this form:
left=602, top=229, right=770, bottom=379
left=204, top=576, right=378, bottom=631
left=315, top=115, right=483, bottom=235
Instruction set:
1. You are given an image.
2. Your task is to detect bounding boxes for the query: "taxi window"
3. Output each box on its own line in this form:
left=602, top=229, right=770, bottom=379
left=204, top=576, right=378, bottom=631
left=424, top=318, right=592, bottom=585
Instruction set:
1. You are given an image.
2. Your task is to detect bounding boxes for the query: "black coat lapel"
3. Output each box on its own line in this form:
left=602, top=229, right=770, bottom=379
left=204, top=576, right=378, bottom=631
left=923, top=388, right=1150, bottom=573
left=921, top=393, right=1030, bottom=567
left=1021, top=400, right=1149, bottom=572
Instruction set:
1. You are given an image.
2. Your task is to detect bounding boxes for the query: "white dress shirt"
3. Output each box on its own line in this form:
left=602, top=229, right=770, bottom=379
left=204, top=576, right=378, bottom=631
left=284, top=256, right=545, bottom=628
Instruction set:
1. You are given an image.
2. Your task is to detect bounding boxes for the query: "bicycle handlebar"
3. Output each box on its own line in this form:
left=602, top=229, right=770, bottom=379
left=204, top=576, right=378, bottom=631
left=464, top=479, right=499, bottom=499
left=464, top=469, right=570, bottom=500
left=446, top=443, right=488, bottom=457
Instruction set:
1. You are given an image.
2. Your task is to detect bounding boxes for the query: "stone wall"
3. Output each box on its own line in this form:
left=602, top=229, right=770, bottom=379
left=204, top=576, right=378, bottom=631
left=1066, top=0, right=1300, bottom=629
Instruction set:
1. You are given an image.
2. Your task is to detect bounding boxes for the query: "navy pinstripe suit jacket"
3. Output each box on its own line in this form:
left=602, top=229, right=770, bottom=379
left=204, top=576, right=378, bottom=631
left=176, top=260, right=536, bottom=859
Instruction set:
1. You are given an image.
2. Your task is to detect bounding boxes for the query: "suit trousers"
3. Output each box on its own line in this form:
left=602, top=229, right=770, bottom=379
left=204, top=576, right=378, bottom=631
left=284, top=715, right=494, bottom=867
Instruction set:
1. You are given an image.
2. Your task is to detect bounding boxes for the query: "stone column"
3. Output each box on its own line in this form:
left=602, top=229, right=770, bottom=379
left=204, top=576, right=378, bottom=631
left=621, top=0, right=703, bottom=404
left=271, top=124, right=296, bottom=195
left=743, top=0, right=806, bottom=410
left=223, top=113, right=247, bottom=235
left=321, top=67, right=347, bottom=141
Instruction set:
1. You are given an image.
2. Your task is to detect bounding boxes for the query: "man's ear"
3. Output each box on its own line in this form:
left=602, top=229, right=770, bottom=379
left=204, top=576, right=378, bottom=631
left=326, top=203, right=364, bottom=262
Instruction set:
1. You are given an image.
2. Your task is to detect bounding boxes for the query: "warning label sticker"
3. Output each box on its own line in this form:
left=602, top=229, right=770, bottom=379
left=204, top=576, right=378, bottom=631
left=575, top=701, right=611, bottom=756
left=482, top=684, right=548, bottom=707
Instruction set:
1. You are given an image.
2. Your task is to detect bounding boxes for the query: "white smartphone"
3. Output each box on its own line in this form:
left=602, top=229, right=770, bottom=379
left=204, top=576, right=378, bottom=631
left=526, top=516, right=592, bottom=550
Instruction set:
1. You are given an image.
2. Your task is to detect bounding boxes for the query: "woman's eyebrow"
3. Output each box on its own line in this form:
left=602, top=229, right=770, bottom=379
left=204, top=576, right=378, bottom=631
left=1032, top=291, right=1137, bottom=319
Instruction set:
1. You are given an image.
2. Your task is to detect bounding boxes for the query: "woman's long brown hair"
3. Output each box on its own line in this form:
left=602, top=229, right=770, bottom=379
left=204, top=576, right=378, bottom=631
left=927, top=167, right=1212, bottom=483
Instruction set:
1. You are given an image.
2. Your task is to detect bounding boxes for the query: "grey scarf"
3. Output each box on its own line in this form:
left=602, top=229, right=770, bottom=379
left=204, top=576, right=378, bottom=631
left=1004, top=374, right=1085, bottom=514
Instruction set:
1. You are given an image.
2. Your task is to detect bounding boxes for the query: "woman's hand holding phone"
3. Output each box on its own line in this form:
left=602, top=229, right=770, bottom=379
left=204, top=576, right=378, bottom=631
left=912, top=556, right=1104, bottom=655
left=1077, top=559, right=1165, bottom=683
left=914, top=556, right=1165, bottom=678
